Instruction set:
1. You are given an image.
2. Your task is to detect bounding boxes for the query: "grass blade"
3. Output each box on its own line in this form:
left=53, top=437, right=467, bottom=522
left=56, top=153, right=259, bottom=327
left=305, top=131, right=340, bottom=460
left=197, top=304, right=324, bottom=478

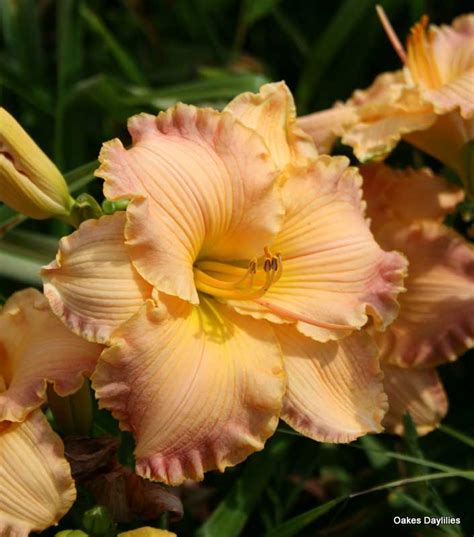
left=270, top=471, right=472, bottom=537
left=296, top=0, right=375, bottom=113
left=197, top=436, right=292, bottom=537
left=79, top=5, right=147, bottom=85
left=55, top=0, right=82, bottom=168
left=439, top=424, right=474, bottom=448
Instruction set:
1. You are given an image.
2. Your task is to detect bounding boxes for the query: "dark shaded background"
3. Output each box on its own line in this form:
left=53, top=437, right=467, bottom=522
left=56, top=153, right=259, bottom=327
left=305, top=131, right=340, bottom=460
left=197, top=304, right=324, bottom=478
left=1, top=1, right=473, bottom=536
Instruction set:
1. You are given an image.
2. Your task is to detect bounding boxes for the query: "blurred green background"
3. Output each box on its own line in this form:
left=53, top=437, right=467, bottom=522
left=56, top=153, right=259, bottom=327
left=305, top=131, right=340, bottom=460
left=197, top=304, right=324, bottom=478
left=1, top=1, right=473, bottom=536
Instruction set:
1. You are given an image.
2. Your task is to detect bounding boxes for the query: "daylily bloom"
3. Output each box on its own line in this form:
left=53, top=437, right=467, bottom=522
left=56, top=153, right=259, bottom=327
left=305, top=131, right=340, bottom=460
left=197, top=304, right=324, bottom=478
left=42, top=82, right=407, bottom=485
left=0, top=288, right=102, bottom=535
left=0, top=108, right=75, bottom=219
left=297, top=13, right=474, bottom=191
left=119, top=529, right=176, bottom=537
left=360, top=164, right=474, bottom=434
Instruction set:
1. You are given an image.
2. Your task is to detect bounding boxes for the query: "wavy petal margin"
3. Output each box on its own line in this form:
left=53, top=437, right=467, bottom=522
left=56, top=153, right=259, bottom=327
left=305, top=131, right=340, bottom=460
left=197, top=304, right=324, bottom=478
left=415, top=15, right=474, bottom=118
left=277, top=327, right=387, bottom=442
left=119, top=529, right=176, bottom=537
left=42, top=213, right=152, bottom=344
left=96, top=105, right=283, bottom=304
left=0, top=410, right=76, bottom=537
left=229, top=156, right=407, bottom=342
left=381, top=363, right=448, bottom=435
left=296, top=104, right=358, bottom=154
left=225, top=81, right=318, bottom=169
left=373, top=222, right=474, bottom=368
left=92, top=295, right=285, bottom=485
left=0, top=288, right=102, bottom=422
left=361, top=164, right=464, bottom=228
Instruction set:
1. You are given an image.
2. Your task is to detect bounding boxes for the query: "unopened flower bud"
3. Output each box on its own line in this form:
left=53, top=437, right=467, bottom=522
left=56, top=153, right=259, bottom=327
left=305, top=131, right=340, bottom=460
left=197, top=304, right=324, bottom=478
left=0, top=107, right=74, bottom=219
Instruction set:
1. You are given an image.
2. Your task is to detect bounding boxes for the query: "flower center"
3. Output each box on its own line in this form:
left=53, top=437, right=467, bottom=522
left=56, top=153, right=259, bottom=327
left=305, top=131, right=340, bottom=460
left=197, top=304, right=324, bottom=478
left=406, top=16, right=443, bottom=89
left=193, top=247, right=282, bottom=300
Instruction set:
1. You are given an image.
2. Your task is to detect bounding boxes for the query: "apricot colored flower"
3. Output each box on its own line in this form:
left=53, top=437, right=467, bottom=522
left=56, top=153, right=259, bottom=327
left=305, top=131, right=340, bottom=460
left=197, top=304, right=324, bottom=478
left=119, top=529, right=176, bottom=537
left=360, top=164, right=474, bottom=434
left=0, top=288, right=103, bottom=535
left=0, top=108, right=74, bottom=219
left=298, top=14, right=474, bottom=188
left=43, top=83, right=407, bottom=485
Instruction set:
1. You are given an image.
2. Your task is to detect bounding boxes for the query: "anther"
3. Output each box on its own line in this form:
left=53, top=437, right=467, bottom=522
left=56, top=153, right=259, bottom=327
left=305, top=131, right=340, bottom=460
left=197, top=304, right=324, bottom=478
left=193, top=247, right=283, bottom=300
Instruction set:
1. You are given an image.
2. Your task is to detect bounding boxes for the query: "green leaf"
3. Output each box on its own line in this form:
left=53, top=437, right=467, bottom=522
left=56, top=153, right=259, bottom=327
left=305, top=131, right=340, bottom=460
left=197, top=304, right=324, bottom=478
left=74, top=71, right=269, bottom=116
left=403, top=414, right=461, bottom=534
left=271, top=471, right=473, bottom=537
left=79, top=5, right=147, bottom=85
left=359, top=435, right=392, bottom=469
left=438, top=424, right=474, bottom=448
left=197, top=436, right=293, bottom=537
left=296, top=0, right=376, bottom=113
left=0, top=205, right=27, bottom=238
left=241, top=0, right=282, bottom=26
left=55, top=0, right=83, bottom=168
left=0, top=54, right=52, bottom=113
left=267, top=497, right=345, bottom=537
left=0, top=0, right=44, bottom=81
left=0, top=228, right=58, bottom=284
left=0, top=247, right=44, bottom=285
left=66, top=159, right=99, bottom=193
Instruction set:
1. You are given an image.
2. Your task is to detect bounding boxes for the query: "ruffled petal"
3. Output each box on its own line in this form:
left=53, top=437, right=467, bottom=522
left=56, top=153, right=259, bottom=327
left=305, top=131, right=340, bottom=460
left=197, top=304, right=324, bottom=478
left=342, top=106, right=436, bottom=162
left=119, top=529, right=176, bottom=537
left=229, top=156, right=407, bottom=342
left=0, top=410, right=76, bottom=537
left=92, top=296, right=285, bottom=485
left=373, top=221, right=474, bottom=368
left=297, top=104, right=358, bottom=154
left=0, top=288, right=102, bottom=422
left=420, top=15, right=474, bottom=118
left=342, top=71, right=436, bottom=161
left=225, top=81, right=318, bottom=169
left=42, top=213, right=152, bottom=344
left=381, top=363, right=448, bottom=435
left=96, top=105, right=283, bottom=304
left=276, top=326, right=387, bottom=442
left=424, top=70, right=474, bottom=119
left=361, top=164, right=464, bottom=228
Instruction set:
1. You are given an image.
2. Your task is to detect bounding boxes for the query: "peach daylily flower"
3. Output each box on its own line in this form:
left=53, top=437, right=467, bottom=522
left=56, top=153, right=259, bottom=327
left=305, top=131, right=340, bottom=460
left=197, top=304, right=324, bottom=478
left=298, top=13, right=474, bottom=189
left=119, top=529, right=176, bottom=537
left=361, top=164, right=474, bottom=434
left=0, top=288, right=103, bottom=536
left=42, top=83, right=407, bottom=485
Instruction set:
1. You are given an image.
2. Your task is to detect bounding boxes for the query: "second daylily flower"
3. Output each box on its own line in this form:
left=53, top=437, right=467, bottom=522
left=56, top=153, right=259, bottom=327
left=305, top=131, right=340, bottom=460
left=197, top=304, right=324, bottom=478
left=298, top=13, right=474, bottom=191
left=361, top=164, right=474, bottom=434
left=42, top=83, right=407, bottom=485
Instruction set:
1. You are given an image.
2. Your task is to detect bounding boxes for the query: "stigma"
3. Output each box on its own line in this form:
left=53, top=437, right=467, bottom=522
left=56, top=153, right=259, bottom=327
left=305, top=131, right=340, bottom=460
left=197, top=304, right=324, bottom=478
left=193, top=248, right=282, bottom=300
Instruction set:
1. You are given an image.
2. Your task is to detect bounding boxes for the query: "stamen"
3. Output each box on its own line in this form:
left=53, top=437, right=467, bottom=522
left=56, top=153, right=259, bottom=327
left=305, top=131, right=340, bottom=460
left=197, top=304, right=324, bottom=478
left=194, top=249, right=282, bottom=300
left=376, top=5, right=407, bottom=64
left=406, top=15, right=442, bottom=88
left=273, top=253, right=283, bottom=283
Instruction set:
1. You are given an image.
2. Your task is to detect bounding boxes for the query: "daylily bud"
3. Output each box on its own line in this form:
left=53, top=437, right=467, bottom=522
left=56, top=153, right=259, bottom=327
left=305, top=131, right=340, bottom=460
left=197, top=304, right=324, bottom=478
left=0, top=107, right=74, bottom=219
